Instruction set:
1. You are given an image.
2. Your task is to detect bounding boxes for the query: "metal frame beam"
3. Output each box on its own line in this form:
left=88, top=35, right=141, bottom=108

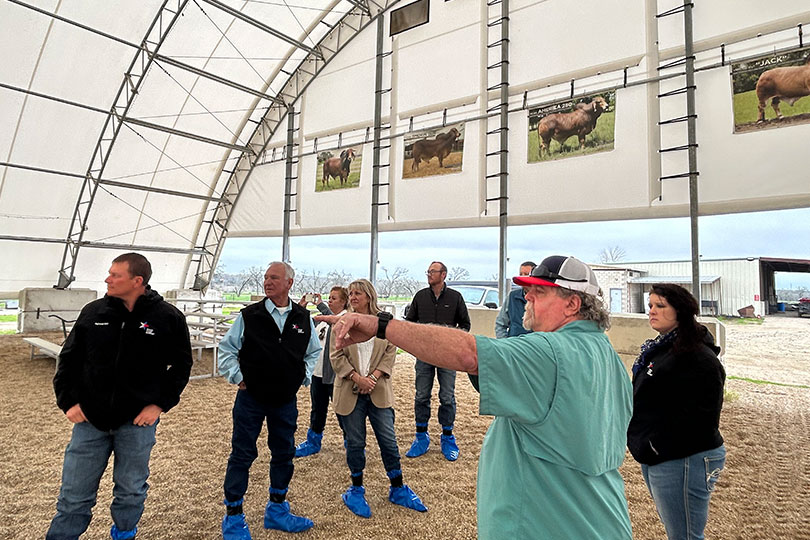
left=7, top=0, right=280, bottom=104
left=119, top=115, right=251, bottom=153
left=199, top=0, right=324, bottom=59
left=191, top=1, right=396, bottom=291
left=369, top=14, right=385, bottom=285
left=346, top=0, right=371, bottom=16
left=1, top=161, right=223, bottom=202
left=0, top=235, right=207, bottom=255
left=2, top=82, right=252, bottom=153
left=56, top=0, right=192, bottom=289
left=683, top=0, right=701, bottom=304
left=282, top=105, right=296, bottom=263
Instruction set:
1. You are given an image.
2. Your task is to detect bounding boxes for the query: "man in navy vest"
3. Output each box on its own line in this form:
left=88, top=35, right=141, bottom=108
left=218, top=261, right=321, bottom=539
left=494, top=261, right=536, bottom=338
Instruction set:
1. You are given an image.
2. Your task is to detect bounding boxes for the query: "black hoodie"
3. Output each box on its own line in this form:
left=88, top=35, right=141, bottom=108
left=53, top=288, right=192, bottom=431
left=627, top=327, right=725, bottom=465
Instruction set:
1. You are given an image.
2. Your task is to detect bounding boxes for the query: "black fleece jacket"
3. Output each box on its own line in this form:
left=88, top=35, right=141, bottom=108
left=53, top=288, right=192, bottom=431
left=405, top=284, right=471, bottom=331
left=627, top=328, right=725, bottom=465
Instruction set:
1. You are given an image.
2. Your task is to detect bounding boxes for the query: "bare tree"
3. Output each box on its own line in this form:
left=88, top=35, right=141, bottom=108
left=378, top=266, right=412, bottom=298
left=448, top=266, right=470, bottom=281
left=237, top=266, right=265, bottom=296
left=599, top=246, right=627, bottom=264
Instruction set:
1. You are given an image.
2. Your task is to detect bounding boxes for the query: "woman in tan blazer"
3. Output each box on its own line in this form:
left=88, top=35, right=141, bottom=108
left=330, top=279, right=427, bottom=518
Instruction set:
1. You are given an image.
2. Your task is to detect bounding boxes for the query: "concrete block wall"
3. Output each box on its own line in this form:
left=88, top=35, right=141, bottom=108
left=18, top=288, right=97, bottom=333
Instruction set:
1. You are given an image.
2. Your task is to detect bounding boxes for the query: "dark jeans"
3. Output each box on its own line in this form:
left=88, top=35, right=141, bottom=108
left=46, top=420, right=158, bottom=540
left=414, top=359, right=456, bottom=427
left=223, top=390, right=297, bottom=502
left=308, top=375, right=333, bottom=433
left=339, top=394, right=401, bottom=475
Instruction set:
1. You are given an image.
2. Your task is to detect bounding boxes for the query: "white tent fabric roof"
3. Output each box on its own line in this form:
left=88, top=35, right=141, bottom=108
left=0, top=0, right=368, bottom=293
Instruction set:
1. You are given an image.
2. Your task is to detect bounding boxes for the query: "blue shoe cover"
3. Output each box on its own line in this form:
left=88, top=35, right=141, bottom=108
left=405, top=432, right=429, bottom=458
left=295, top=429, right=323, bottom=458
left=263, top=500, right=314, bottom=533
left=222, top=513, right=252, bottom=540
left=388, top=485, right=428, bottom=512
left=441, top=434, right=460, bottom=461
left=342, top=485, right=371, bottom=518
left=110, top=525, right=137, bottom=540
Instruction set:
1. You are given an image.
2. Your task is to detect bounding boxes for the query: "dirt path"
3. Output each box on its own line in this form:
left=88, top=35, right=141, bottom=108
left=0, top=316, right=808, bottom=539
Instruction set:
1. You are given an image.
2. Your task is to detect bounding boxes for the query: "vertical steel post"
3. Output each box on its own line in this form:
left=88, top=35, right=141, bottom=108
left=370, top=14, right=385, bottom=284
left=498, top=0, right=510, bottom=302
left=282, top=105, right=295, bottom=263
left=683, top=0, right=700, bottom=304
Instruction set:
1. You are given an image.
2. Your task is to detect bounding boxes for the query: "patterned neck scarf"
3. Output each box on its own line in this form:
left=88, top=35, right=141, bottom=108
left=632, top=328, right=678, bottom=377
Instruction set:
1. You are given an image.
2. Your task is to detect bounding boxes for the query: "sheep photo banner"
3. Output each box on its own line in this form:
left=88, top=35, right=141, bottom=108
left=401, top=122, right=465, bottom=179
left=731, top=47, right=810, bottom=134
left=527, top=90, right=616, bottom=163
left=315, top=146, right=363, bottom=192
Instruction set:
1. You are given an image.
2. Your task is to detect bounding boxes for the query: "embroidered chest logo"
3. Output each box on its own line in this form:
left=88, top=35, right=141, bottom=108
left=140, top=322, right=155, bottom=336
left=94, top=322, right=109, bottom=326
left=646, top=362, right=654, bottom=376
left=291, top=323, right=305, bottom=334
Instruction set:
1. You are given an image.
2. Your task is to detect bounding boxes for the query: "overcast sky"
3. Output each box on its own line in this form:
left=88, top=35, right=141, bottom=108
left=220, top=207, right=810, bottom=289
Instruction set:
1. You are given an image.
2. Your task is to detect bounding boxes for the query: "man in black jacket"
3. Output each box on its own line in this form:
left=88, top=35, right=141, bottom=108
left=47, top=252, right=192, bottom=540
left=404, top=261, right=470, bottom=461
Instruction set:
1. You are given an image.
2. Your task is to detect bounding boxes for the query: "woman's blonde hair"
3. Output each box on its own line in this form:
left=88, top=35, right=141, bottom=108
left=348, top=278, right=381, bottom=315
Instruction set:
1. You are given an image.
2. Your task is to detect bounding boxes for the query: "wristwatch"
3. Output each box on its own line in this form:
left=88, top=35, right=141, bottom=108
left=376, top=311, right=394, bottom=339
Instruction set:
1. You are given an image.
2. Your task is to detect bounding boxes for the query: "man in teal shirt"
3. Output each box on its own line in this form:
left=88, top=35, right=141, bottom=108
left=318, top=255, right=633, bottom=539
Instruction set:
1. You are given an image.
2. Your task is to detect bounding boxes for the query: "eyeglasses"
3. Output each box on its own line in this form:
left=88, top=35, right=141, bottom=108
left=425, top=270, right=443, bottom=275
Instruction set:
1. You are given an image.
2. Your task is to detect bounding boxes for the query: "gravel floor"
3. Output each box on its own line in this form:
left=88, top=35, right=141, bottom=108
left=1, top=315, right=808, bottom=539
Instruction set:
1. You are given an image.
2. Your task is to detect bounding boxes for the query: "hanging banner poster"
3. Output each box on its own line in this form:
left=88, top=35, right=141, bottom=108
left=732, top=48, right=810, bottom=133
left=527, top=90, right=615, bottom=163
left=402, top=122, right=464, bottom=179
left=316, top=146, right=362, bottom=192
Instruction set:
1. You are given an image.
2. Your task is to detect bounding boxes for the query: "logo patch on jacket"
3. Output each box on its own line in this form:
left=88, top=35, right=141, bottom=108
left=140, top=322, right=155, bottom=336
left=646, top=362, right=654, bottom=376
left=292, top=323, right=305, bottom=334
left=94, top=322, right=109, bottom=326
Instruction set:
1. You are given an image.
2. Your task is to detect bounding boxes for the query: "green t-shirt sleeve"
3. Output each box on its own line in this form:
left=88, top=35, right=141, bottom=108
left=476, top=334, right=558, bottom=424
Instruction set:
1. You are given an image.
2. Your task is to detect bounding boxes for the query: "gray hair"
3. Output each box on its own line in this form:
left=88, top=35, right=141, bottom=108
left=554, top=288, right=611, bottom=330
left=268, top=261, right=295, bottom=280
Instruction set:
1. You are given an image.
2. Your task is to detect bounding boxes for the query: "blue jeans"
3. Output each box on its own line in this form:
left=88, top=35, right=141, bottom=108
left=308, top=375, right=334, bottom=434
left=339, top=394, right=401, bottom=475
left=46, top=420, right=158, bottom=540
left=641, top=445, right=726, bottom=540
left=223, top=389, right=297, bottom=502
left=414, top=359, right=456, bottom=427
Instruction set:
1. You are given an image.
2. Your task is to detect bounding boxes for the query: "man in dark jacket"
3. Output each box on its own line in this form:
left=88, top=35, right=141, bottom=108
left=404, top=261, right=471, bottom=461
left=47, top=252, right=192, bottom=540
left=218, top=261, right=321, bottom=539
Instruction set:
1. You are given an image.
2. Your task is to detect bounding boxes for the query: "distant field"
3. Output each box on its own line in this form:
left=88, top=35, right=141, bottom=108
left=527, top=109, right=615, bottom=163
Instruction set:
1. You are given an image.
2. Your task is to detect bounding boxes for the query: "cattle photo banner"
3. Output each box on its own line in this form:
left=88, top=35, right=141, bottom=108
left=527, top=90, right=615, bottom=163
left=402, top=122, right=465, bottom=179
left=315, top=145, right=362, bottom=192
left=731, top=47, right=810, bottom=134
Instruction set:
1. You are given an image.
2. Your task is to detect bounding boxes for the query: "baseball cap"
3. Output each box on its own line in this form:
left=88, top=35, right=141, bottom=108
left=513, top=255, right=600, bottom=296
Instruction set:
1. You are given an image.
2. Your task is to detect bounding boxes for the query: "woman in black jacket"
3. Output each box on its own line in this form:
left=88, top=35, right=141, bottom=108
left=627, top=283, right=726, bottom=540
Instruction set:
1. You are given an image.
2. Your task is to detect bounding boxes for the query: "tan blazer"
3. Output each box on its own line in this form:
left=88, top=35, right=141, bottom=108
left=329, top=331, right=396, bottom=416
